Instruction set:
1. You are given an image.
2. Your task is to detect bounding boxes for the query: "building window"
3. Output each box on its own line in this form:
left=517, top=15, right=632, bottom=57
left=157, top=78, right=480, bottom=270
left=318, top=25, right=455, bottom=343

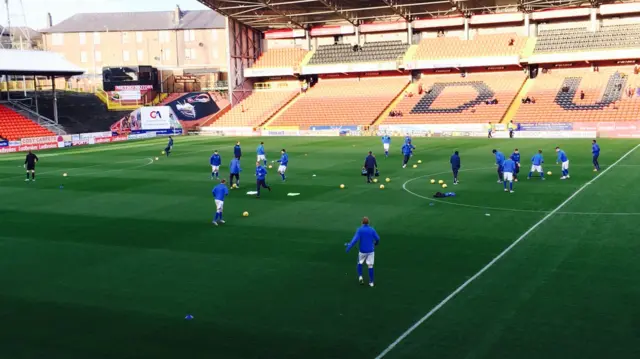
left=80, top=51, right=88, bottom=63
left=159, top=31, right=170, bottom=43
left=184, top=29, right=195, bottom=42
left=93, top=32, right=101, bottom=45
left=185, top=48, right=196, bottom=60
left=161, top=49, right=171, bottom=61
left=79, top=32, right=86, bottom=45
left=122, top=50, right=130, bottom=62
left=136, top=32, right=143, bottom=43
left=137, top=50, right=144, bottom=62
left=52, top=33, right=63, bottom=46
left=94, top=51, right=102, bottom=62
left=211, top=29, right=218, bottom=41
left=122, top=32, right=129, bottom=44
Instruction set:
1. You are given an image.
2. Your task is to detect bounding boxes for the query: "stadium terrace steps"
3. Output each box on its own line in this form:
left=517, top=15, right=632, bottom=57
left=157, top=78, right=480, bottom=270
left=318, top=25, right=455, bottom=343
left=513, top=67, right=640, bottom=122
left=207, top=90, right=298, bottom=127
left=534, top=24, right=640, bottom=53
left=0, top=104, right=56, bottom=140
left=270, top=76, right=410, bottom=128
left=502, top=77, right=535, bottom=124
left=372, top=81, right=415, bottom=126
left=252, top=48, right=308, bottom=68
left=383, top=72, right=526, bottom=124
left=413, top=33, right=528, bottom=60
left=260, top=91, right=303, bottom=128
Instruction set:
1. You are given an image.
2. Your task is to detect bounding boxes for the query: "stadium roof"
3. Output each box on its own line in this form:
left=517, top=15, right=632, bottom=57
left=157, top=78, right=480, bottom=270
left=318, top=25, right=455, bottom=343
left=41, top=10, right=225, bottom=33
left=0, top=50, right=84, bottom=76
left=198, top=0, right=622, bottom=31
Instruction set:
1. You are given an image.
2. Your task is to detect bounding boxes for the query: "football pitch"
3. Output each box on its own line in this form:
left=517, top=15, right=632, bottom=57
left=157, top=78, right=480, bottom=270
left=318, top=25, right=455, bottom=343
left=1, top=136, right=640, bottom=359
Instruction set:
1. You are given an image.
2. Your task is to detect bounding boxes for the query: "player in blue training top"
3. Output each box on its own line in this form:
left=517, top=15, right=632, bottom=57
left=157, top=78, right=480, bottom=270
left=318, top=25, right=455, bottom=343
left=510, top=148, right=521, bottom=182
left=401, top=142, right=415, bottom=168
left=382, top=135, right=391, bottom=158
left=210, top=150, right=222, bottom=180
left=528, top=149, right=545, bottom=180
left=404, top=135, right=414, bottom=157
left=229, top=157, right=241, bottom=188
left=345, top=216, right=380, bottom=287
left=234, top=141, right=242, bottom=159
left=276, top=149, right=289, bottom=181
left=212, top=179, right=229, bottom=226
left=556, top=146, right=570, bottom=179
left=164, top=136, right=173, bottom=157
left=450, top=150, right=461, bottom=185
left=592, top=139, right=601, bottom=172
left=502, top=157, right=516, bottom=193
left=256, top=141, right=267, bottom=166
left=492, top=149, right=505, bottom=183
left=255, top=161, right=272, bottom=198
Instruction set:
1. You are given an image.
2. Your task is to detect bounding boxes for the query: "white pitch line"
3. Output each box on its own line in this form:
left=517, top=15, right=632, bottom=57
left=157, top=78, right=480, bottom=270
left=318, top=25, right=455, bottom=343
left=375, top=143, right=640, bottom=359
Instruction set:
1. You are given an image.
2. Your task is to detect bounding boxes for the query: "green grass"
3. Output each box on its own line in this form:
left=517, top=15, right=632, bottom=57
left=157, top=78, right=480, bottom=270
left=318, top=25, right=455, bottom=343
left=0, top=136, right=639, bottom=359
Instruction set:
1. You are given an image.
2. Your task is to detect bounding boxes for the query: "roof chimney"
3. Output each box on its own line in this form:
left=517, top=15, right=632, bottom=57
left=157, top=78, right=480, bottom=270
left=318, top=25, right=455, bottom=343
left=46, top=13, right=53, bottom=28
left=173, top=5, right=182, bottom=25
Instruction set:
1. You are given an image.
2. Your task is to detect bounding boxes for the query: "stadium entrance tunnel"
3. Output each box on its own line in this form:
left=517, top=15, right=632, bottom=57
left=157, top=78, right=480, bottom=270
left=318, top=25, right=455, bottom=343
left=554, top=72, right=626, bottom=110
left=410, top=82, right=495, bottom=114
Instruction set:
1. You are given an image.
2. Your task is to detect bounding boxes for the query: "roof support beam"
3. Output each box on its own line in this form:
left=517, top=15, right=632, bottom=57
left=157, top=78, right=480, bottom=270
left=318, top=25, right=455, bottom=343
left=315, top=0, right=359, bottom=26
left=378, top=0, right=411, bottom=22
left=257, top=0, right=306, bottom=28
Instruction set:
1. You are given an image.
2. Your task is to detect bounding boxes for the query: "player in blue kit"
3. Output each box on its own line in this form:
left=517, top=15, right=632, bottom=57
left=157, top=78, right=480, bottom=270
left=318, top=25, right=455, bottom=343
left=276, top=149, right=288, bottom=181
left=234, top=141, right=242, bottom=159
left=164, top=136, right=173, bottom=156
left=404, top=135, right=414, bottom=157
left=210, top=150, right=222, bottom=180
left=502, top=158, right=516, bottom=193
left=592, top=140, right=601, bottom=172
left=510, top=149, right=521, bottom=182
left=556, top=146, right=570, bottom=179
left=528, top=150, right=545, bottom=180
left=382, top=135, right=391, bottom=158
left=401, top=142, right=414, bottom=168
left=255, top=161, right=271, bottom=198
left=450, top=151, right=461, bottom=185
left=212, top=179, right=229, bottom=226
left=256, top=142, right=267, bottom=166
left=229, top=157, right=241, bottom=188
left=345, top=217, right=380, bottom=287
left=492, top=149, right=505, bottom=183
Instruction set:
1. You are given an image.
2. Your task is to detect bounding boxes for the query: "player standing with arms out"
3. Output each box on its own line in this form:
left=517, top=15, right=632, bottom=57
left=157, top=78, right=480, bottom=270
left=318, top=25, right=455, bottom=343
left=450, top=150, right=461, bottom=185
left=212, top=179, right=229, bottom=226
left=510, top=148, right=521, bottom=182
left=256, top=141, right=267, bottom=166
left=276, top=149, right=288, bottom=181
left=502, top=157, right=516, bottom=193
left=229, top=157, right=241, bottom=188
left=164, top=136, right=173, bottom=157
left=24, top=150, right=38, bottom=182
left=382, top=134, right=391, bottom=158
left=528, top=150, right=545, bottom=180
left=234, top=141, right=242, bottom=159
left=345, top=216, right=380, bottom=287
left=210, top=150, right=222, bottom=180
left=401, top=142, right=414, bottom=168
left=592, top=140, right=601, bottom=172
left=556, top=146, right=570, bottom=179
left=492, top=149, right=505, bottom=183
left=255, top=161, right=272, bottom=199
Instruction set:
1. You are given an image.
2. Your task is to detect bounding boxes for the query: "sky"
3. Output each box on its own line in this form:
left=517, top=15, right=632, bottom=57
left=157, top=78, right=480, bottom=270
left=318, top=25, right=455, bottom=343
left=0, top=0, right=211, bottom=30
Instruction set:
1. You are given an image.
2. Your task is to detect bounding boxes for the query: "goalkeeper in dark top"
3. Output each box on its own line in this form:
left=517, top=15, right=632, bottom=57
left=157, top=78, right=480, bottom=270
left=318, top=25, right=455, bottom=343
left=24, top=150, right=38, bottom=182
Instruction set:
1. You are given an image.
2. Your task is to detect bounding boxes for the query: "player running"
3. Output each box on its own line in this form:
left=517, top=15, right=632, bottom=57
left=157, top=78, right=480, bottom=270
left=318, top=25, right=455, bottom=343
left=210, top=150, right=222, bottom=180
left=212, top=179, right=229, bottom=226
left=164, top=136, right=173, bottom=157
left=382, top=134, right=391, bottom=158
left=450, top=150, right=461, bottom=185
left=345, top=216, right=380, bottom=287
left=401, top=142, right=414, bottom=168
left=404, top=135, right=414, bottom=157
left=528, top=150, right=545, bottom=180
left=255, top=161, right=272, bottom=198
left=510, top=148, right=521, bottom=182
left=276, top=149, right=288, bottom=181
left=229, top=157, right=241, bottom=188
left=24, top=150, right=38, bottom=182
left=592, top=140, right=601, bottom=172
left=256, top=142, right=267, bottom=166
left=503, top=157, right=516, bottom=193
left=556, top=146, right=570, bottom=179
left=492, top=149, right=505, bottom=183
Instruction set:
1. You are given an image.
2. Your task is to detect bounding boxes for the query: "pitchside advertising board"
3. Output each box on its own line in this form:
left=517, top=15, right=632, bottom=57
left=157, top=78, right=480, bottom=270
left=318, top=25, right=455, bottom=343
left=124, top=106, right=184, bottom=133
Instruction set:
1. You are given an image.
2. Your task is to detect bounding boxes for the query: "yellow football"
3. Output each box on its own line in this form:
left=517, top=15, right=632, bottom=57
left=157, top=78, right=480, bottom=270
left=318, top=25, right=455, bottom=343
left=268, top=165, right=272, bottom=169
left=379, top=184, right=385, bottom=189
left=438, top=180, right=444, bottom=184
left=385, top=178, right=391, bottom=183
left=547, top=171, right=552, bottom=176
left=242, top=211, right=249, bottom=217
left=418, top=160, right=422, bottom=164
left=232, top=184, right=238, bottom=189
left=340, top=184, right=345, bottom=189
left=412, top=164, right=418, bottom=168
left=155, top=157, right=159, bottom=161
left=373, top=178, right=378, bottom=183
left=442, top=184, right=448, bottom=188
left=161, top=151, right=165, bottom=154
left=63, top=173, right=68, bottom=177
left=430, top=179, right=436, bottom=184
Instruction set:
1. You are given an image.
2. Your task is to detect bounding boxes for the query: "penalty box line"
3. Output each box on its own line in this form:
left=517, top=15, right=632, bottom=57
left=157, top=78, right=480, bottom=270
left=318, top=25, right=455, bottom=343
left=375, top=143, right=640, bottom=359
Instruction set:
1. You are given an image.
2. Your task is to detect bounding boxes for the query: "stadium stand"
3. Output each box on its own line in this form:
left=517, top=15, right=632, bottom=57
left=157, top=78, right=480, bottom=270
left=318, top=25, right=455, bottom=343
left=253, top=47, right=308, bottom=68
left=209, top=90, right=298, bottom=127
left=413, top=33, right=528, bottom=59
left=308, top=41, right=408, bottom=65
left=534, top=24, right=640, bottom=53
left=384, top=72, right=526, bottom=124
left=513, top=67, right=640, bottom=122
left=271, top=76, right=409, bottom=127
left=0, top=104, right=55, bottom=140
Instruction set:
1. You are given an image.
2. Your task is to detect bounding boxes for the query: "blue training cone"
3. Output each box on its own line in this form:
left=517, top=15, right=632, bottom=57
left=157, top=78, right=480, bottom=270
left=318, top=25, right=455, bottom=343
left=185, top=314, right=194, bottom=320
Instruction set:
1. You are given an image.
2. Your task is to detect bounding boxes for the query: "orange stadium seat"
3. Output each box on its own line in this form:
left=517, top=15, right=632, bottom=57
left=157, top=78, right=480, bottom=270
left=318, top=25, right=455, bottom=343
left=209, top=91, right=298, bottom=127
left=384, top=72, right=526, bottom=124
left=252, top=48, right=308, bottom=68
left=514, top=67, right=640, bottom=122
left=414, top=33, right=528, bottom=60
left=0, top=105, right=56, bottom=141
left=270, top=77, right=409, bottom=128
